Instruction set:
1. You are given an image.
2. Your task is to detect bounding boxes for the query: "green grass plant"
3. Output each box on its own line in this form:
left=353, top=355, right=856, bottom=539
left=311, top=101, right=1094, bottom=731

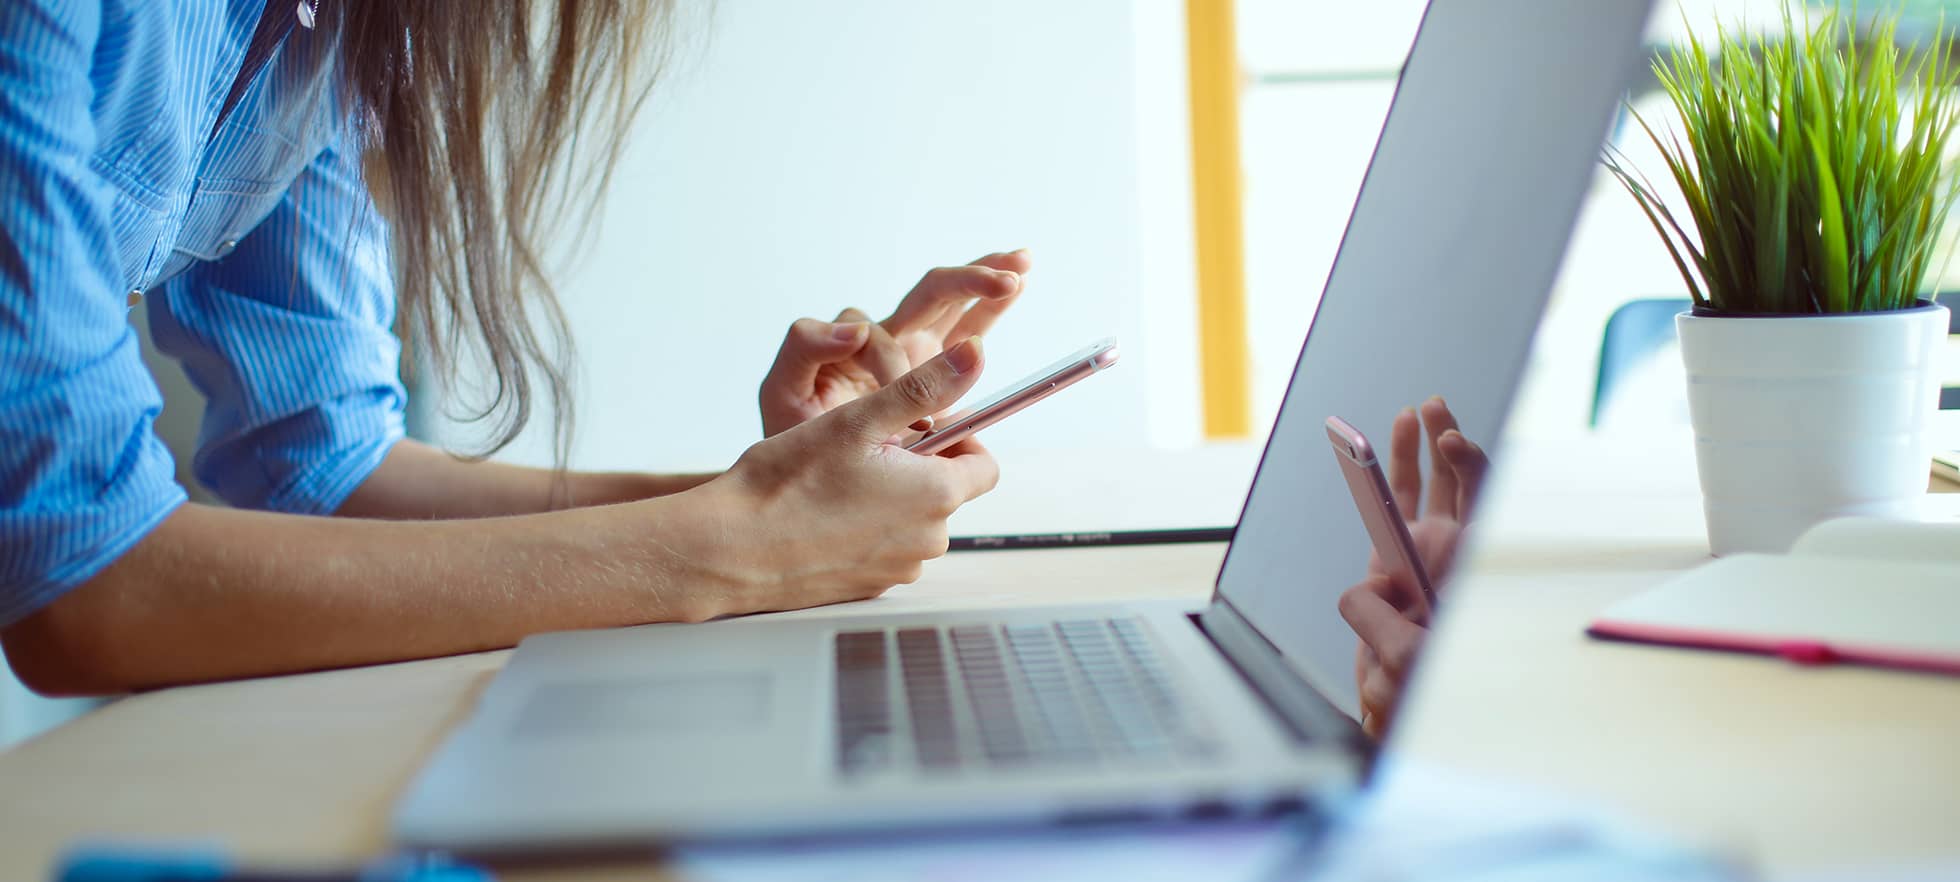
left=1605, top=6, right=1960, bottom=314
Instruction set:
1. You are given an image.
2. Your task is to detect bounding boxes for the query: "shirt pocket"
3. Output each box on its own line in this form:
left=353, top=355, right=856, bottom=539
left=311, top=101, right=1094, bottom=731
left=170, top=175, right=287, bottom=263
left=169, top=110, right=329, bottom=266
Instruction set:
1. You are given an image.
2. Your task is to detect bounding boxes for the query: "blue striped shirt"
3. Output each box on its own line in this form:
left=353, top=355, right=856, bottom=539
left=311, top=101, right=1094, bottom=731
left=0, top=1, right=406, bottom=627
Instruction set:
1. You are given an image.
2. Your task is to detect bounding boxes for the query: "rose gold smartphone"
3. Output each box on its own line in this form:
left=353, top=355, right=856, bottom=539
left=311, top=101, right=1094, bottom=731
left=906, top=337, right=1119, bottom=455
left=1326, top=416, right=1437, bottom=618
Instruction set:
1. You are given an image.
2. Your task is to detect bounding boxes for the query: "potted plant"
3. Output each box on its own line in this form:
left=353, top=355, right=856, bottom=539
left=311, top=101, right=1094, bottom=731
left=1605, top=7, right=1958, bottom=555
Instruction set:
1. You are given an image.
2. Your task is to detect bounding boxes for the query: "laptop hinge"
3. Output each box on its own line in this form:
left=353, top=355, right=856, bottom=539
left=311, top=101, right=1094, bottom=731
left=1194, top=597, right=1370, bottom=762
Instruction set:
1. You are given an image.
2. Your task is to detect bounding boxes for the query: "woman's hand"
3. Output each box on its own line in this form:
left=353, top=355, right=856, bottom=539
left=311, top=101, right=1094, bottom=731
left=758, top=249, right=1031, bottom=437
left=1337, top=397, right=1489, bottom=741
left=694, top=336, right=1000, bottom=619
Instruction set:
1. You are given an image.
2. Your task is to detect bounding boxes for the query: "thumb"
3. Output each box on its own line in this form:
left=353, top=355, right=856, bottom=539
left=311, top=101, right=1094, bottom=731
left=764, top=318, right=869, bottom=393
left=837, top=336, right=985, bottom=440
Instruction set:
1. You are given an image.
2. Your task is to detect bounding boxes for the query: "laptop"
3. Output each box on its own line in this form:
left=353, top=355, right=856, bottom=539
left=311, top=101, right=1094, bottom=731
left=394, top=0, right=1656, bottom=852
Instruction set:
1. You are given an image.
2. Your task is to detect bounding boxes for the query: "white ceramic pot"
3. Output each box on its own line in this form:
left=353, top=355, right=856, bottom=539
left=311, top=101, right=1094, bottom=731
left=1676, top=300, right=1950, bottom=555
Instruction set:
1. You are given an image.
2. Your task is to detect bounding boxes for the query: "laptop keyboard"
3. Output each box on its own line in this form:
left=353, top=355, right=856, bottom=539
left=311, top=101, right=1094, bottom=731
left=834, top=617, right=1216, bottom=775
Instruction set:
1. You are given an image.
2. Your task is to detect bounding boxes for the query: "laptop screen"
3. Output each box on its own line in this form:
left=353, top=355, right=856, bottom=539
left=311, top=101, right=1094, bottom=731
left=1213, top=0, right=1657, bottom=718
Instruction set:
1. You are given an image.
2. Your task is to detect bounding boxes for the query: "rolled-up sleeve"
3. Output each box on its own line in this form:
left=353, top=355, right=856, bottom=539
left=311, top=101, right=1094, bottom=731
left=0, top=2, right=188, bottom=627
left=148, top=133, right=407, bottom=515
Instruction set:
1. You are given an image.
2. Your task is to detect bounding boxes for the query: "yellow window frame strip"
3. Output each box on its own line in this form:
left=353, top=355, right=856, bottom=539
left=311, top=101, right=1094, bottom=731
left=1185, top=0, right=1252, bottom=439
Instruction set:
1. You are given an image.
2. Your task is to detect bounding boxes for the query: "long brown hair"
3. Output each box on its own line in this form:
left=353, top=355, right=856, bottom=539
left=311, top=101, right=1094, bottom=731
left=329, top=1, right=674, bottom=462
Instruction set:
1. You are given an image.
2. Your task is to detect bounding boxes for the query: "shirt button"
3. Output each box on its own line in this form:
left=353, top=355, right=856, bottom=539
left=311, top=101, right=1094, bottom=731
left=219, top=238, right=239, bottom=254
left=127, top=288, right=143, bottom=307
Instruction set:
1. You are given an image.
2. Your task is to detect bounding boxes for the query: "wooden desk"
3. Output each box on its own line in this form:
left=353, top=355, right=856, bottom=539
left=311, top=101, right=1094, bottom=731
left=1399, top=438, right=1960, bottom=876
left=0, top=544, right=1226, bottom=882
left=1, top=439, right=1956, bottom=881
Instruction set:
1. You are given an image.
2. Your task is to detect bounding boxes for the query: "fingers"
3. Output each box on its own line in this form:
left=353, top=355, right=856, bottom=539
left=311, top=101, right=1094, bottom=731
left=943, top=249, right=1032, bottom=341
left=1418, top=397, right=1462, bottom=520
left=1412, top=394, right=1490, bottom=520
left=1338, top=577, right=1426, bottom=683
left=1382, top=562, right=1432, bottom=623
left=836, top=307, right=911, bottom=385
left=763, top=317, right=869, bottom=395
left=1437, top=429, right=1489, bottom=519
left=1355, top=641, right=1385, bottom=739
left=1387, top=407, right=1422, bottom=520
left=945, top=278, right=1023, bottom=342
left=1360, top=667, right=1400, bottom=741
left=1353, top=641, right=1372, bottom=690
left=835, top=336, right=985, bottom=440
left=1344, top=576, right=1426, bottom=742
left=968, top=248, right=1034, bottom=276
left=883, top=263, right=1021, bottom=339
left=933, top=437, right=1001, bottom=504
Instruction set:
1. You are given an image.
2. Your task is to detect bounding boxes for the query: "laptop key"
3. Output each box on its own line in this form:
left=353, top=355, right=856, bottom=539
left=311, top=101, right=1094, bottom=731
left=953, top=626, right=1034, bottom=763
left=896, top=628, right=968, bottom=770
left=834, top=631, right=894, bottom=773
left=835, top=618, right=1213, bottom=776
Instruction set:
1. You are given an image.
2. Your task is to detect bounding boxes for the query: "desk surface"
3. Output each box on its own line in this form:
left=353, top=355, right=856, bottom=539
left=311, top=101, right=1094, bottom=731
left=2, top=437, right=1957, bottom=882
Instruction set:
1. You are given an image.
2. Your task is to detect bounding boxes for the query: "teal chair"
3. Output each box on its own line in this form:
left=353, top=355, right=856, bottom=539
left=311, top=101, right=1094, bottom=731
left=1590, top=294, right=1960, bottom=428
left=1590, top=298, right=1691, bottom=428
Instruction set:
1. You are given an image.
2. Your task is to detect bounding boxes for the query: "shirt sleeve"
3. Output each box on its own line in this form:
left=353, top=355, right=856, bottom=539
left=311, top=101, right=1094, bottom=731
left=148, top=130, right=407, bottom=515
left=0, top=2, right=189, bottom=628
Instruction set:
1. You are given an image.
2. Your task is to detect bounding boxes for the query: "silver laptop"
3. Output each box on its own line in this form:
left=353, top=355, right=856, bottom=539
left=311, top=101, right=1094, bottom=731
left=394, top=0, right=1655, bottom=852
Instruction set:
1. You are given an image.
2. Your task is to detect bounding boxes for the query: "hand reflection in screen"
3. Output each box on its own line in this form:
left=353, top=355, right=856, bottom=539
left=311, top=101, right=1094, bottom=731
left=1337, top=397, right=1488, bottom=741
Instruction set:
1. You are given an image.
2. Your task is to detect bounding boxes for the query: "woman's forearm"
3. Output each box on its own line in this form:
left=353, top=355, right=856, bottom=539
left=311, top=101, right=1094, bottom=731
left=2, top=348, right=1002, bottom=697
left=0, top=488, right=741, bottom=695
left=335, top=439, right=719, bottom=519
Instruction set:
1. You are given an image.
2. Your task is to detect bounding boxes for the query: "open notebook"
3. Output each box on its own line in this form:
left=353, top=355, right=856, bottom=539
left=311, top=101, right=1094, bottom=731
left=1588, top=519, right=1960, bottom=675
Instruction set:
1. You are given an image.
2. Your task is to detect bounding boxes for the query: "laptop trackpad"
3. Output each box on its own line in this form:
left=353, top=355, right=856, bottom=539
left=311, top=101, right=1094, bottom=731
left=511, top=673, right=772, bottom=739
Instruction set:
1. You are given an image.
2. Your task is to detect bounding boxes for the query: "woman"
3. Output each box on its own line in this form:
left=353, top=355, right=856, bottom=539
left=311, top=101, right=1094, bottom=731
left=0, top=2, right=1023, bottom=694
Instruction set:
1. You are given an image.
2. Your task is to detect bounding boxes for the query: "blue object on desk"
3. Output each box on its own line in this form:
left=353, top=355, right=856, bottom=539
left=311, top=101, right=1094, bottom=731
left=54, top=847, right=492, bottom=882
left=1589, top=297, right=1690, bottom=429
